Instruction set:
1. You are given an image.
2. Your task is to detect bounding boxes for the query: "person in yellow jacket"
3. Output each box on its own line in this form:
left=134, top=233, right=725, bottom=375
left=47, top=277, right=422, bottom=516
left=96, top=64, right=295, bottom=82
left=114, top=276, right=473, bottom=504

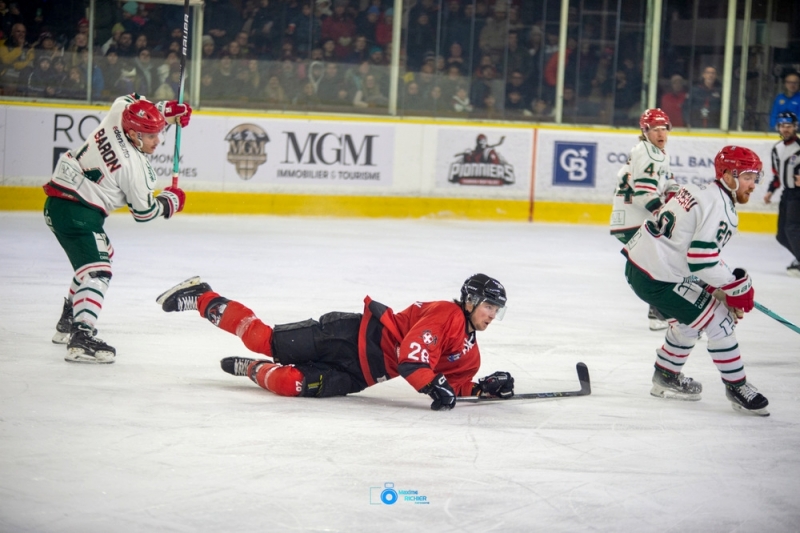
left=1, top=23, right=36, bottom=94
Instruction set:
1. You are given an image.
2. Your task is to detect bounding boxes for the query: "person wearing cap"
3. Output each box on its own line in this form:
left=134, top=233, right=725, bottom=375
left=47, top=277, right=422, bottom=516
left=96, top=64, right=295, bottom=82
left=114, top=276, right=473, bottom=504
left=375, top=7, right=393, bottom=48
left=101, top=23, right=126, bottom=55
left=321, top=0, right=356, bottom=59
left=25, top=53, right=58, bottom=97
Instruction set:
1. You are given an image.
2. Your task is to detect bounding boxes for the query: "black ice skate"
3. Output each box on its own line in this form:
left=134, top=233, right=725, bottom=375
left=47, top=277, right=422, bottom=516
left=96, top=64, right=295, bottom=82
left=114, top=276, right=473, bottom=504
left=787, top=260, right=800, bottom=279
left=52, top=298, right=73, bottom=344
left=65, top=323, right=116, bottom=364
left=220, top=356, right=271, bottom=381
left=52, top=298, right=97, bottom=344
left=156, top=276, right=212, bottom=312
left=650, top=367, right=702, bottom=401
left=648, top=306, right=668, bottom=331
left=725, top=381, right=769, bottom=416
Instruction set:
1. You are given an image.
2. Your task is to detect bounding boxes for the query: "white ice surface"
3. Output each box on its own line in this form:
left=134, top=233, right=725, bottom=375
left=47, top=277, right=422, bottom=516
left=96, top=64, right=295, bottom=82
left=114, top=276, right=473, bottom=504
left=1, top=211, right=799, bottom=533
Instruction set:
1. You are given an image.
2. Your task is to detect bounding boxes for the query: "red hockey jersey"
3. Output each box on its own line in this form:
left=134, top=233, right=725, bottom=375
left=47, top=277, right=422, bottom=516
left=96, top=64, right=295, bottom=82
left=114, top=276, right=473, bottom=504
left=358, top=297, right=480, bottom=396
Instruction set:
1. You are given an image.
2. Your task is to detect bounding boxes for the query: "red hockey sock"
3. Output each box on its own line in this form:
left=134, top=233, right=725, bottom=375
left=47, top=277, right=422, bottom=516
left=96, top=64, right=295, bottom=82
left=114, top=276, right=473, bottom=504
left=197, top=293, right=274, bottom=356
left=252, top=363, right=304, bottom=397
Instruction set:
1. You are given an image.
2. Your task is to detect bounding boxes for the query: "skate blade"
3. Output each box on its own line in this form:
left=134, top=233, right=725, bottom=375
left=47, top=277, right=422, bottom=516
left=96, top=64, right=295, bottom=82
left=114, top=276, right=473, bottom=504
left=65, top=349, right=115, bottom=364
left=730, top=402, right=770, bottom=416
left=52, top=331, right=70, bottom=344
left=787, top=269, right=800, bottom=279
left=649, top=319, right=669, bottom=331
left=156, top=276, right=202, bottom=305
left=650, top=385, right=702, bottom=401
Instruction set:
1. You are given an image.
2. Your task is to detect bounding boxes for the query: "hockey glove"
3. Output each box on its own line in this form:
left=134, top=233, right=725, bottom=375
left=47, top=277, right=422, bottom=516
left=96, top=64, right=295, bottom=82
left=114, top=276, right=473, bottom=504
left=156, top=186, right=185, bottom=219
left=420, top=374, right=456, bottom=411
left=158, top=100, right=192, bottom=127
left=474, top=371, right=515, bottom=399
left=720, top=268, right=754, bottom=313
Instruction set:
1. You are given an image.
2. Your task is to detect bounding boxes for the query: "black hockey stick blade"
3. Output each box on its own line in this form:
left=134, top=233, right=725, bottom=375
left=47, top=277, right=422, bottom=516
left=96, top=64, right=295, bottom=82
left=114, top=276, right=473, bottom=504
left=457, top=362, right=591, bottom=402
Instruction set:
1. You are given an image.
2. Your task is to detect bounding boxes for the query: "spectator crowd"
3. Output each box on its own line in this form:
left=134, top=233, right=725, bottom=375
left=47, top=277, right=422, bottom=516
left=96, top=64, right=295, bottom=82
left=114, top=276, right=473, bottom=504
left=2, top=0, right=793, bottom=127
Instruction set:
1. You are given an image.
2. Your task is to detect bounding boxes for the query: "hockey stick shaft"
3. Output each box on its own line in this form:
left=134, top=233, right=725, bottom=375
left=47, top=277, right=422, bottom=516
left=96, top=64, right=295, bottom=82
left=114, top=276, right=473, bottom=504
left=457, top=362, right=591, bottom=403
left=755, top=301, right=800, bottom=334
left=171, top=0, right=190, bottom=188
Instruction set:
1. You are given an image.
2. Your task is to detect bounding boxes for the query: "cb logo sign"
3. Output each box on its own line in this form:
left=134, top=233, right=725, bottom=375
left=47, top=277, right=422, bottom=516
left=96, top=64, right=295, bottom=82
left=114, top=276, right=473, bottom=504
left=553, top=142, right=597, bottom=187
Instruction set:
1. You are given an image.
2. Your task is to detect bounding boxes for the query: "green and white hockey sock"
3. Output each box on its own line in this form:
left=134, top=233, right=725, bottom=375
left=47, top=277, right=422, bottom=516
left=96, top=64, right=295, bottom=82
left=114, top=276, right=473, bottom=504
left=72, top=275, right=110, bottom=330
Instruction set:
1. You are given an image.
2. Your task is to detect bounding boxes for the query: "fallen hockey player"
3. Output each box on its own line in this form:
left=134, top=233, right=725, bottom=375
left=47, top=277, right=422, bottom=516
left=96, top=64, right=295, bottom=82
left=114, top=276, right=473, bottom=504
left=157, top=273, right=515, bottom=410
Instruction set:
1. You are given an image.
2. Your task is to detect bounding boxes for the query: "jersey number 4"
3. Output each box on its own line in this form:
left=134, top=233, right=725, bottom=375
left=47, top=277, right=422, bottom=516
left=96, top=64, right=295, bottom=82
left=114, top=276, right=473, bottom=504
left=615, top=173, right=634, bottom=204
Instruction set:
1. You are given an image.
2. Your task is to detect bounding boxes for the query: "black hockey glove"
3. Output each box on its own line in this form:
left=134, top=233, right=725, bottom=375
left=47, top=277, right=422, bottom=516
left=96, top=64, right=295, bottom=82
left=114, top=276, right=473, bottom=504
left=420, top=374, right=456, bottom=411
left=475, top=371, right=515, bottom=399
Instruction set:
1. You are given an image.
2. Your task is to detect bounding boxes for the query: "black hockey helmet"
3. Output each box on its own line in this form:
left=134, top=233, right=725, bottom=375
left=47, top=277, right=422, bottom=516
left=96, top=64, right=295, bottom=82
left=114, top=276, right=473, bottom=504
left=776, top=111, right=798, bottom=128
left=460, top=273, right=507, bottom=319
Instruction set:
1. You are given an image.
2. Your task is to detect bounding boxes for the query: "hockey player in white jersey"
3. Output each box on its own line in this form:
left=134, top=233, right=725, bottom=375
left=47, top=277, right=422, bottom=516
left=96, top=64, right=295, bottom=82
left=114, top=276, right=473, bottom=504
left=622, top=145, right=770, bottom=415
left=43, top=93, right=192, bottom=364
left=610, top=108, right=680, bottom=330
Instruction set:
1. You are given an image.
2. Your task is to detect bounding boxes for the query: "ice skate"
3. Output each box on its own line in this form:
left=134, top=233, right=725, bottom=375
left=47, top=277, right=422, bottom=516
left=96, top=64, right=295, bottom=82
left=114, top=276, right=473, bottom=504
left=52, top=298, right=73, bottom=344
left=157, top=276, right=212, bottom=312
left=65, top=323, right=115, bottom=364
left=650, top=367, right=702, bottom=401
left=220, top=356, right=271, bottom=379
left=648, top=306, right=668, bottom=331
left=787, top=260, right=800, bottom=279
left=725, top=381, right=769, bottom=416
left=52, top=298, right=96, bottom=344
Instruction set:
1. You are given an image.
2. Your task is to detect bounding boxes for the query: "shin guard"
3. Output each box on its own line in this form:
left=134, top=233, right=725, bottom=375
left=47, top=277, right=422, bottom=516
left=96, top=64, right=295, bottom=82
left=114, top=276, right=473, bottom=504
left=252, top=363, right=304, bottom=397
left=197, top=293, right=274, bottom=356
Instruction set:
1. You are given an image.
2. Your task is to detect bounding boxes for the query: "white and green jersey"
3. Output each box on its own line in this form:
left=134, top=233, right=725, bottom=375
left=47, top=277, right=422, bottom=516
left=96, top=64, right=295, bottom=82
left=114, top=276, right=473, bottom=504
left=45, top=94, right=165, bottom=222
left=623, top=181, right=737, bottom=288
left=610, top=139, right=675, bottom=239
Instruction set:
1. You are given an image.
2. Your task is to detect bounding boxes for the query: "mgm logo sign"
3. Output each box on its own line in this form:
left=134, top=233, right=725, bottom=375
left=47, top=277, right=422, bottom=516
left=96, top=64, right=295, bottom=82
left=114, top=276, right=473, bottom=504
left=225, top=124, right=270, bottom=180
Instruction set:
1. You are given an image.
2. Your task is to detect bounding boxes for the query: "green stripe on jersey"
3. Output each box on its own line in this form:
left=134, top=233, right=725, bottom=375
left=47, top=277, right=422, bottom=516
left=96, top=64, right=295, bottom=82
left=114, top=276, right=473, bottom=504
left=689, top=261, right=718, bottom=272
left=689, top=240, right=718, bottom=249
left=708, top=344, right=739, bottom=353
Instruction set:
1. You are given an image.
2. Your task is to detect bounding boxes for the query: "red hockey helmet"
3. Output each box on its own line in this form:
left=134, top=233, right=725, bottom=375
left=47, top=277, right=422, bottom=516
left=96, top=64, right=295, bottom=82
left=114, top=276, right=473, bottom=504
left=639, top=108, right=671, bottom=133
left=122, top=99, right=166, bottom=135
left=713, top=145, right=763, bottom=182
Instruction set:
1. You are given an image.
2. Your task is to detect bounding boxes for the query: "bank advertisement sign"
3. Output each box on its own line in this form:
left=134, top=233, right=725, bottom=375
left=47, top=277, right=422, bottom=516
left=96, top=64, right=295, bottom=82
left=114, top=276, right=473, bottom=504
left=535, top=129, right=776, bottom=210
left=1, top=106, right=394, bottom=190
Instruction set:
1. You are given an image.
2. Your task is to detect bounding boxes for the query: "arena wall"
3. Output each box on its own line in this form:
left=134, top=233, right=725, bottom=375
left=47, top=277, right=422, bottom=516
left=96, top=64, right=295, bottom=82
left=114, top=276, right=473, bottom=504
left=0, top=101, right=779, bottom=233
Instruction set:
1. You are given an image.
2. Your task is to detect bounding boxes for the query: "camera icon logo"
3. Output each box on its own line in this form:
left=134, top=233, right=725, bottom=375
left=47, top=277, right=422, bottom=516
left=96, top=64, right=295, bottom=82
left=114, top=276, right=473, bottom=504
left=370, top=482, right=398, bottom=505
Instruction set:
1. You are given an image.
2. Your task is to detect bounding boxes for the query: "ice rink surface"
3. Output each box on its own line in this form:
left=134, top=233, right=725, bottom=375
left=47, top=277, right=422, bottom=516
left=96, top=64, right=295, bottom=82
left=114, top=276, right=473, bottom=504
left=1, top=210, right=799, bottom=533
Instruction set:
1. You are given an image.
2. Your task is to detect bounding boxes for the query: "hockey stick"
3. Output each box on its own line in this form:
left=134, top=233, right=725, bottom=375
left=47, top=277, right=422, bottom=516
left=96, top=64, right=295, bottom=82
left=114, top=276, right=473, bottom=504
left=488, top=135, right=505, bottom=149
left=171, top=0, right=190, bottom=188
left=755, top=301, right=800, bottom=334
left=457, top=362, right=591, bottom=402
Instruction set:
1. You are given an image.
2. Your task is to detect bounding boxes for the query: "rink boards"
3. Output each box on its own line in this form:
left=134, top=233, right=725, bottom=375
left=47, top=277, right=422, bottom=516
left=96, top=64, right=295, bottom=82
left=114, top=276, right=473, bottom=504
left=0, top=100, right=780, bottom=232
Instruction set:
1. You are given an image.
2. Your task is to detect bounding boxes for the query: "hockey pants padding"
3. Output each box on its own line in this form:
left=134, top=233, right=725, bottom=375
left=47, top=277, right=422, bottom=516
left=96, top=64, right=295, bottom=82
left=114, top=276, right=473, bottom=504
left=271, top=312, right=368, bottom=396
left=197, top=292, right=273, bottom=356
